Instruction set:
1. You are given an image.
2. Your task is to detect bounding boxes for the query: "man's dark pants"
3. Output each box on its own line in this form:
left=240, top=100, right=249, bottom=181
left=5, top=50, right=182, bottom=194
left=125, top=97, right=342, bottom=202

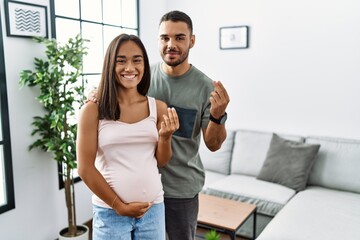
left=165, top=194, right=199, bottom=240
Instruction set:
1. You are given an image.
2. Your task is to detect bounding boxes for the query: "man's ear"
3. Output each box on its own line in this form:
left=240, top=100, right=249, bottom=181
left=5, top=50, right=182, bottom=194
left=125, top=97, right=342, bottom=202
left=190, top=34, right=195, bottom=49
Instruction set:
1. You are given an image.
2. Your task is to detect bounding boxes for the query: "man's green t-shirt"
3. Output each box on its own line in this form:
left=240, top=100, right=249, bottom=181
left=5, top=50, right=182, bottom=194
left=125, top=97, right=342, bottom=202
left=148, top=63, right=213, bottom=198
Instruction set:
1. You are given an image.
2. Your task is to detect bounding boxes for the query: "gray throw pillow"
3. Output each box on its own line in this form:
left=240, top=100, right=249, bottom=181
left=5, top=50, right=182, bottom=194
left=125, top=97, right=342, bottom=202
left=257, top=133, right=320, bottom=192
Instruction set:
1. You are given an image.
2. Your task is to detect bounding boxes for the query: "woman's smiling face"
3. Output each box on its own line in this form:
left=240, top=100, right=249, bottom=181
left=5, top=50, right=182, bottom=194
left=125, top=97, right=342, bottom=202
left=115, top=40, right=144, bottom=90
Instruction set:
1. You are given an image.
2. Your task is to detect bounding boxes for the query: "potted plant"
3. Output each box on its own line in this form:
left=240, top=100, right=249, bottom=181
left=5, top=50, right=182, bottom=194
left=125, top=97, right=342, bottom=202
left=205, top=229, right=221, bottom=240
left=19, top=34, right=89, bottom=239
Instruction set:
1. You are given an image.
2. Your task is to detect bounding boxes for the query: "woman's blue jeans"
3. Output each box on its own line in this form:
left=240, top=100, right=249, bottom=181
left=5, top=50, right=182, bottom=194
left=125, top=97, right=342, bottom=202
left=92, top=202, right=165, bottom=240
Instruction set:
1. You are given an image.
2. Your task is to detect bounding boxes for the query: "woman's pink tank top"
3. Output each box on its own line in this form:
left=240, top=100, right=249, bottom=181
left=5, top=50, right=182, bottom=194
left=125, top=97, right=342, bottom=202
left=92, top=96, right=163, bottom=208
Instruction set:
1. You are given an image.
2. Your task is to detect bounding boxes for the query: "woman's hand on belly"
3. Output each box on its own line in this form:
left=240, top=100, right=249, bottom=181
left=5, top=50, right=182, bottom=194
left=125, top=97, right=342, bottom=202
left=114, top=200, right=153, bottom=218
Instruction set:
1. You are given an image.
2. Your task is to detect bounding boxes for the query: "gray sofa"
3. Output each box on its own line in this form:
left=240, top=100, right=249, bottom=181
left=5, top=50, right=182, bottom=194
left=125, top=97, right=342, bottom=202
left=199, top=129, right=360, bottom=240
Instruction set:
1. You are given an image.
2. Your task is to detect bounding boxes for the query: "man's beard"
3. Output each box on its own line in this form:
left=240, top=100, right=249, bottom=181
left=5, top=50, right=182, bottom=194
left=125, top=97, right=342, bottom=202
left=163, top=49, right=189, bottom=67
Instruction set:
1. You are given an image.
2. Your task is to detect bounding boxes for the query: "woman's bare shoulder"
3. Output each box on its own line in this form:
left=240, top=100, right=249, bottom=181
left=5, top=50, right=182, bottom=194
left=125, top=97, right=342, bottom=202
left=155, top=99, right=168, bottom=112
left=79, top=101, right=98, bottom=119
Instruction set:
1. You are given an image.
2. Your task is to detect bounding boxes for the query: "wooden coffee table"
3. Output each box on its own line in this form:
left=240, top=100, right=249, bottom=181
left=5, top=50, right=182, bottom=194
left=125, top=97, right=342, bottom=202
left=197, top=193, right=257, bottom=240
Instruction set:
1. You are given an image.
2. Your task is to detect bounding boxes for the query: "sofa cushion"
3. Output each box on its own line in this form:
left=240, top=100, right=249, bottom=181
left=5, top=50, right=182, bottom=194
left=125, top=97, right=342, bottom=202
left=257, top=186, right=360, bottom=240
left=199, top=129, right=235, bottom=175
left=257, top=134, right=320, bottom=192
left=307, top=136, right=360, bottom=194
left=202, top=170, right=227, bottom=191
left=231, top=129, right=304, bottom=176
left=204, top=174, right=296, bottom=216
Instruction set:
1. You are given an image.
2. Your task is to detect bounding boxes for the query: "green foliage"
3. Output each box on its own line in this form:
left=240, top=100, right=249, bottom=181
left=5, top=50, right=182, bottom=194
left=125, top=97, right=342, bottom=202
left=205, top=229, right=221, bottom=240
left=19, top=35, right=87, bottom=170
left=19, top=34, right=88, bottom=237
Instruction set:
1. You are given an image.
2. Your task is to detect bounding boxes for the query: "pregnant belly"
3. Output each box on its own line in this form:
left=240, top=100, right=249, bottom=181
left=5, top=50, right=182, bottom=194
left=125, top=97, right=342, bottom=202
left=110, top=173, right=163, bottom=203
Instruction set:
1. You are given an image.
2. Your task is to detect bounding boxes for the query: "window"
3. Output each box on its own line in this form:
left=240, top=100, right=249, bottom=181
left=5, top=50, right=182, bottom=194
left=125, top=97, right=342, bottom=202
left=50, top=0, right=139, bottom=188
left=0, top=12, right=15, bottom=214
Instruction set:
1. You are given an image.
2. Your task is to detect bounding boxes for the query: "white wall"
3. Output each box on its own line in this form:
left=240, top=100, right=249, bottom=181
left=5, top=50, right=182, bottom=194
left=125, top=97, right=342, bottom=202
left=0, top=1, right=92, bottom=240
left=138, top=0, right=166, bottom=63
left=140, top=0, right=360, bottom=139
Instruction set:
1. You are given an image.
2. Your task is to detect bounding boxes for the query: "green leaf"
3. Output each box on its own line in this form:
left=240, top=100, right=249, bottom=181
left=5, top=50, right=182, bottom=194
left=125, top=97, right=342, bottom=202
left=204, top=229, right=221, bottom=240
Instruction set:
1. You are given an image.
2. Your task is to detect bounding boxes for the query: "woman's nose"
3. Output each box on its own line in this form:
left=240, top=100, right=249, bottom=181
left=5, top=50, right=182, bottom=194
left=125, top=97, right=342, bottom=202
left=125, top=62, right=134, bottom=71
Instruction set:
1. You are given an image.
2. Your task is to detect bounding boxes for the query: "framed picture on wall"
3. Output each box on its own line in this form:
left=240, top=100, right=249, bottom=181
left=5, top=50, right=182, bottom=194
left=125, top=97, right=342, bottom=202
left=219, top=26, right=249, bottom=49
left=4, top=0, right=48, bottom=38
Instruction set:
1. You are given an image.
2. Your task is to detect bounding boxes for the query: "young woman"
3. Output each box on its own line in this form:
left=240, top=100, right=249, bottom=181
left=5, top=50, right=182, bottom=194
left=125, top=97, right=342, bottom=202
left=76, top=34, right=179, bottom=240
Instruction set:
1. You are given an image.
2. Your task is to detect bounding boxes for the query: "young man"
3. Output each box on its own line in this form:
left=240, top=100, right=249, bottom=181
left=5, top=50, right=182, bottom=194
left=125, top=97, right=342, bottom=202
left=149, top=10, right=230, bottom=240
left=87, top=10, right=230, bottom=240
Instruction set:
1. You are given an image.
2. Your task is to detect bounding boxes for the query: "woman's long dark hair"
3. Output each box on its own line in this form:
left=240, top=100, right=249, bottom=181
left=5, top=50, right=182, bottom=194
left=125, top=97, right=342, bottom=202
left=97, top=34, right=151, bottom=120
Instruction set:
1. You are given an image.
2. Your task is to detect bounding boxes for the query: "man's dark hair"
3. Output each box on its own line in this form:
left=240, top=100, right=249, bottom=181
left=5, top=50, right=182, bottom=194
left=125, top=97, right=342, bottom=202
left=160, top=10, right=193, bottom=35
